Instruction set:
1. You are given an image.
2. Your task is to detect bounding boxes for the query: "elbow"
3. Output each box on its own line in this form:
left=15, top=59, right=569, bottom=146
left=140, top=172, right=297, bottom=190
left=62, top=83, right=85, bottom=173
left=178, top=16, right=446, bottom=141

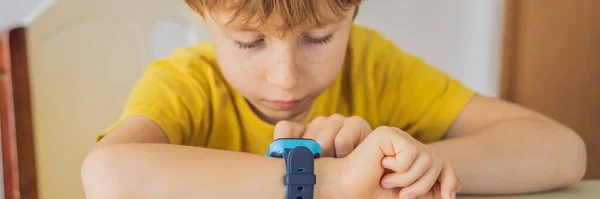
left=81, top=146, right=134, bottom=199
left=556, top=127, right=587, bottom=186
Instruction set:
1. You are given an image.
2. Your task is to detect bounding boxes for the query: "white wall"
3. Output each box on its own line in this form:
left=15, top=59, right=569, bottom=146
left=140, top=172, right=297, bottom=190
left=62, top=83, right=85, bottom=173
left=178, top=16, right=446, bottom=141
left=355, top=0, right=504, bottom=97
left=0, top=0, right=44, bottom=30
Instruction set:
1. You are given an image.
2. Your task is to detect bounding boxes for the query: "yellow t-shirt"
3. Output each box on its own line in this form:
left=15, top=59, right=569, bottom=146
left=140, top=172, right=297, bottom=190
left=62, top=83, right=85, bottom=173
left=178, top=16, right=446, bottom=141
left=97, top=24, right=475, bottom=155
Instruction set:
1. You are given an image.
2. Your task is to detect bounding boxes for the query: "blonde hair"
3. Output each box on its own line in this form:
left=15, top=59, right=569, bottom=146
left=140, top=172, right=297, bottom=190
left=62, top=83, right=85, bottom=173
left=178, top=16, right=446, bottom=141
left=185, top=0, right=362, bottom=34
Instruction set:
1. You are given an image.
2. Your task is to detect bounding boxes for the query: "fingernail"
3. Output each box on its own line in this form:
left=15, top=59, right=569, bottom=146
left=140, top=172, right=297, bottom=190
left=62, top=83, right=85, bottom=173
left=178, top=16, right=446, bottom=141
left=382, top=183, right=395, bottom=189
left=403, top=193, right=416, bottom=199
left=452, top=190, right=456, bottom=199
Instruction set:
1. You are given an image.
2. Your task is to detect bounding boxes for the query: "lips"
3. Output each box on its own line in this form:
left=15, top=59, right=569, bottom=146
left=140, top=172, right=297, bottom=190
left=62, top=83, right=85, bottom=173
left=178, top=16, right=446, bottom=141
left=262, top=98, right=305, bottom=110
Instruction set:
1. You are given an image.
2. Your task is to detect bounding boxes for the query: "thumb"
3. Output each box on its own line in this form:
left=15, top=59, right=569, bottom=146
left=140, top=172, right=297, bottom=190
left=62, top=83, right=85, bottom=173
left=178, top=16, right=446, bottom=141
left=273, top=121, right=306, bottom=140
left=347, top=126, right=415, bottom=173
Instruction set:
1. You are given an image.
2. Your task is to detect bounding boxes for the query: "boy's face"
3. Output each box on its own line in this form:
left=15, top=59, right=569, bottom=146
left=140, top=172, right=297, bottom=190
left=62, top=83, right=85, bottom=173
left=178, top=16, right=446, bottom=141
left=198, top=8, right=356, bottom=123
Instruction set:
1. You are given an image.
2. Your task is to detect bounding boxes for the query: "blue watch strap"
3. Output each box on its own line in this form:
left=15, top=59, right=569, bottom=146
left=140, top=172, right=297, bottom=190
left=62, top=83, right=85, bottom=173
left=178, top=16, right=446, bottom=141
left=283, top=146, right=316, bottom=199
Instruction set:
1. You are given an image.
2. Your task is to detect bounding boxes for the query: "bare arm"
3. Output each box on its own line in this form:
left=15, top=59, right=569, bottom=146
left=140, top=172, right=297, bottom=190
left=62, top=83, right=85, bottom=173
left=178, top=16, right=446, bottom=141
left=428, top=95, right=587, bottom=195
left=81, top=117, right=337, bottom=199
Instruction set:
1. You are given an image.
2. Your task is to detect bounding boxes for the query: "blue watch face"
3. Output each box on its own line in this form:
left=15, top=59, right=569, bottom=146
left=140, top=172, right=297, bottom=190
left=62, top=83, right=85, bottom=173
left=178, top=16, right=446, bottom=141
left=267, top=138, right=322, bottom=158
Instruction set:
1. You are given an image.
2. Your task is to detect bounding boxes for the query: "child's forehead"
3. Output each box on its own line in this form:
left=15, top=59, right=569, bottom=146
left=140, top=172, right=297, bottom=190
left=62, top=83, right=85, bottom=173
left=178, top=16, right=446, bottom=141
left=219, top=15, right=336, bottom=33
left=207, top=2, right=354, bottom=35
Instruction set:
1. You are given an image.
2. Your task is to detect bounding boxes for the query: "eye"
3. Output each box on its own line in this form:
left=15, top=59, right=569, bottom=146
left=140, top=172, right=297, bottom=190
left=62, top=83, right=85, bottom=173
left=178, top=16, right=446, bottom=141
left=303, top=34, right=333, bottom=45
left=235, top=39, right=264, bottom=49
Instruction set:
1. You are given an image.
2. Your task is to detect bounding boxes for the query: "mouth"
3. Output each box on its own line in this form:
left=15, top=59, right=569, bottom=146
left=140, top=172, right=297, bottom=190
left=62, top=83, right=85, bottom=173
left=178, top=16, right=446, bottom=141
left=262, top=98, right=306, bottom=110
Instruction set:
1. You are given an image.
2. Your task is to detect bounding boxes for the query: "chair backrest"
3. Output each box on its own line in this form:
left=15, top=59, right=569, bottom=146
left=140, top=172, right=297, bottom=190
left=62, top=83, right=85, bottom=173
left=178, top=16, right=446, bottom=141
left=1, top=27, right=39, bottom=199
left=23, top=0, right=209, bottom=198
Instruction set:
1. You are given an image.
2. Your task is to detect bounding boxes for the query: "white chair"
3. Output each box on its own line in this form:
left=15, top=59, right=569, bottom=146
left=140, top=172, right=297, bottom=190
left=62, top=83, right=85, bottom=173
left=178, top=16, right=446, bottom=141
left=2, top=0, right=209, bottom=198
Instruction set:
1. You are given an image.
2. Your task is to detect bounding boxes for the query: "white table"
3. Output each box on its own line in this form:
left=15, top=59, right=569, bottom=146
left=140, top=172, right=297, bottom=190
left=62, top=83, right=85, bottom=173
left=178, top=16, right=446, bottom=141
left=459, top=180, right=600, bottom=199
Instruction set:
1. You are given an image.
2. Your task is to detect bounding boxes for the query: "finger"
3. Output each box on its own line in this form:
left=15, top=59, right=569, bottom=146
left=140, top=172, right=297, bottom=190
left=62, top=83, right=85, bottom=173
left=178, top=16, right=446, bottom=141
left=334, top=116, right=366, bottom=158
left=399, top=155, right=444, bottom=198
left=432, top=183, right=442, bottom=199
left=379, top=138, right=420, bottom=173
left=273, top=121, right=306, bottom=140
left=385, top=128, right=420, bottom=173
left=381, top=151, right=432, bottom=187
left=438, top=159, right=460, bottom=199
left=416, top=188, right=435, bottom=199
left=314, top=114, right=345, bottom=157
left=302, top=116, right=327, bottom=139
left=351, top=126, right=417, bottom=170
left=351, top=116, right=373, bottom=144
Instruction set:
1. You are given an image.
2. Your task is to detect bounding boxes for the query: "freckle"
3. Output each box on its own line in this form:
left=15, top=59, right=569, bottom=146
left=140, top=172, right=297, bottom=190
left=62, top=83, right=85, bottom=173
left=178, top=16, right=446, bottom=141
left=245, top=66, right=259, bottom=76
left=244, top=56, right=264, bottom=78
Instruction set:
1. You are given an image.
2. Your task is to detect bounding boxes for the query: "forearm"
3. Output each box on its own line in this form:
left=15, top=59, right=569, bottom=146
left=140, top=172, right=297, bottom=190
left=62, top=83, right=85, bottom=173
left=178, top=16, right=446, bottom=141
left=428, top=118, right=586, bottom=194
left=81, top=143, right=337, bottom=199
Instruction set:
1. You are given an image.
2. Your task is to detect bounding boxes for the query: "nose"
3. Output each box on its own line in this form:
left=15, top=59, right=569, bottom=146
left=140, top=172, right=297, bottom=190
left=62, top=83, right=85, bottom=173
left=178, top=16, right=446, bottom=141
left=267, top=47, right=300, bottom=90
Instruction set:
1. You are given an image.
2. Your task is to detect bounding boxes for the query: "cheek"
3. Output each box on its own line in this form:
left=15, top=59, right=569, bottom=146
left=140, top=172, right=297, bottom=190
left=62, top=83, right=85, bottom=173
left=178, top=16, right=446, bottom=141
left=300, top=40, right=347, bottom=87
left=247, top=48, right=267, bottom=76
left=214, top=45, right=267, bottom=93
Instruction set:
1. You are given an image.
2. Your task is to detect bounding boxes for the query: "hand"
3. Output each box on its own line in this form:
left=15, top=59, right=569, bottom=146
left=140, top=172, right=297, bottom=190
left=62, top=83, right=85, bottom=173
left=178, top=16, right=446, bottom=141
left=338, top=126, right=461, bottom=199
left=415, top=183, right=447, bottom=199
left=273, top=114, right=372, bottom=158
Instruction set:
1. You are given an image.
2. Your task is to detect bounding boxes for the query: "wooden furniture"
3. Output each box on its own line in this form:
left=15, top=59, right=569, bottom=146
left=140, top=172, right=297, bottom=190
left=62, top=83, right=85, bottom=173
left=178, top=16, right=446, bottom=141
left=1, top=27, right=39, bottom=199
left=1, top=0, right=205, bottom=198
left=500, top=0, right=600, bottom=178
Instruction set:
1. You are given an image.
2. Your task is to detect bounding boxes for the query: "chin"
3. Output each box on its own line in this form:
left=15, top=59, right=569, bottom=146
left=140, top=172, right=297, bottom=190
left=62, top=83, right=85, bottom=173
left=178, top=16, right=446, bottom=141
left=261, top=108, right=307, bottom=123
left=249, top=98, right=313, bottom=122
left=266, top=110, right=297, bottom=120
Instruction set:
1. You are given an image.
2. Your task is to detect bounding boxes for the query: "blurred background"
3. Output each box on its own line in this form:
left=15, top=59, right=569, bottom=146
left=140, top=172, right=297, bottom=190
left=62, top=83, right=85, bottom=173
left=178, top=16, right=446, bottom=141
left=0, top=0, right=505, bottom=97
left=0, top=0, right=598, bottom=199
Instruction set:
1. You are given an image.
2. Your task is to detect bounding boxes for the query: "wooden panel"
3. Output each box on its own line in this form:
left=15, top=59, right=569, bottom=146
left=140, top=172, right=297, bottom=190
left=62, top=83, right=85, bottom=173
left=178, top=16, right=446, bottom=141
left=499, top=0, right=520, bottom=100
left=1, top=25, right=20, bottom=199
left=501, top=0, right=600, bottom=178
left=0, top=27, right=39, bottom=199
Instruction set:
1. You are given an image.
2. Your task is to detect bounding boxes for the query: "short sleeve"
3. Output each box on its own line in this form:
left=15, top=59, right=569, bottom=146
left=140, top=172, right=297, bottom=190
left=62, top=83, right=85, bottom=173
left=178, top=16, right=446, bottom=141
left=96, top=54, right=212, bottom=145
left=379, top=45, right=476, bottom=143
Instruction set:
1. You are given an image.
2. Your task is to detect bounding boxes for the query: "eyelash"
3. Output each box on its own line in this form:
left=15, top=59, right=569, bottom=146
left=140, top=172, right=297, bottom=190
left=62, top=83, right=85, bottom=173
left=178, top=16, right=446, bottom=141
left=235, top=34, right=334, bottom=49
left=235, top=40, right=264, bottom=49
left=304, top=34, right=334, bottom=45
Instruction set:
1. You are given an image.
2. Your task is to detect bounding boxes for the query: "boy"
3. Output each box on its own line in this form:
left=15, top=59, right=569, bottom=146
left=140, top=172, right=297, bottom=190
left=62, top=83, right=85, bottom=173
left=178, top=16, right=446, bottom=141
left=81, top=1, right=587, bottom=199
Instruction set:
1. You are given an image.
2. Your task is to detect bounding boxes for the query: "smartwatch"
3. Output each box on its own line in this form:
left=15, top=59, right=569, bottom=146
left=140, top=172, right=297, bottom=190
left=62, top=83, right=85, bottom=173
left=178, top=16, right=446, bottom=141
left=267, top=138, right=321, bottom=199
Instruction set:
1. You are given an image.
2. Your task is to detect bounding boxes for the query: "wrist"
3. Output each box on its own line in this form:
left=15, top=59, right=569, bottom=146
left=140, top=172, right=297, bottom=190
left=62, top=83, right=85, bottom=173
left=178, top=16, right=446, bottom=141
left=315, top=158, right=344, bottom=199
